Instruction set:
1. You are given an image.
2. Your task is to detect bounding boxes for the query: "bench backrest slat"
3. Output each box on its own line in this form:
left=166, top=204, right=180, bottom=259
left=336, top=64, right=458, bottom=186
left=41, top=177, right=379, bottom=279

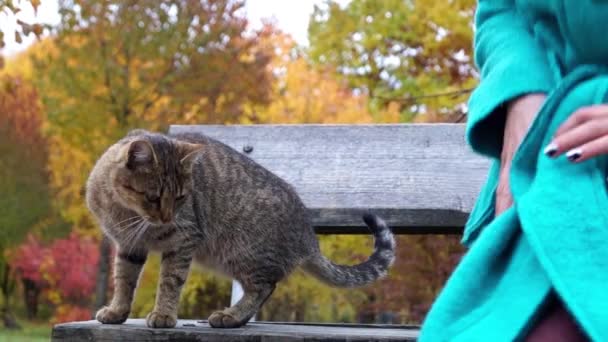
left=168, top=124, right=490, bottom=234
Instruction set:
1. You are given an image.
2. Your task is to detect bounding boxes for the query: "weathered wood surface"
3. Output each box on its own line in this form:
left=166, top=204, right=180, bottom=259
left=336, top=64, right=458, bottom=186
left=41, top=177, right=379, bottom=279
left=52, top=319, right=419, bottom=341
left=170, top=124, right=491, bottom=234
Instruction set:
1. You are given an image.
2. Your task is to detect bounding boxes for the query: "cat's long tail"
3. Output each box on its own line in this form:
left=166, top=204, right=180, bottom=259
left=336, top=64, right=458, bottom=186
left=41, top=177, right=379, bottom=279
left=302, top=213, right=396, bottom=287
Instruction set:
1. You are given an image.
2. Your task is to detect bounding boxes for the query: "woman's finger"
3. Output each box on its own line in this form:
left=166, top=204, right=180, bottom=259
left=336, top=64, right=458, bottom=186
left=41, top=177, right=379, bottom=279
left=554, top=105, right=608, bottom=137
left=562, top=135, right=608, bottom=162
left=544, top=119, right=608, bottom=157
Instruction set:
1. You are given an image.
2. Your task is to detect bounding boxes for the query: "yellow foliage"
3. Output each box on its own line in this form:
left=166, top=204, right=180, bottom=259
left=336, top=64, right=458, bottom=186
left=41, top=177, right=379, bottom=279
left=259, top=58, right=373, bottom=124
left=246, top=31, right=398, bottom=125
left=1, top=38, right=57, bottom=81
left=45, top=135, right=99, bottom=233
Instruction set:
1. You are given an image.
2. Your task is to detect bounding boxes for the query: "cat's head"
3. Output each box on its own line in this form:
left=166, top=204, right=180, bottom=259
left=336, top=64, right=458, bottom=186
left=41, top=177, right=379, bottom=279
left=110, top=131, right=202, bottom=225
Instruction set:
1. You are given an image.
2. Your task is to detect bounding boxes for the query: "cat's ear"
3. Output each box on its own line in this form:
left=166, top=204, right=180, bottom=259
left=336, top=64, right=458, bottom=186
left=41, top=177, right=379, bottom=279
left=125, top=140, right=158, bottom=170
left=179, top=142, right=203, bottom=169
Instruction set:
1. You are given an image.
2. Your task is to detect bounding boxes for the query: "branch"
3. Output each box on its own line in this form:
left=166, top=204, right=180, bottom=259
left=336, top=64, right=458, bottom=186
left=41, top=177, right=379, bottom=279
left=373, top=88, right=474, bottom=104
left=453, top=112, right=467, bottom=123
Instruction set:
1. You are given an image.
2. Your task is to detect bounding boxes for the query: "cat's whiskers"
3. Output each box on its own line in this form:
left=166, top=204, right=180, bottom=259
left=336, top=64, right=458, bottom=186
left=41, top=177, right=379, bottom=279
left=111, top=216, right=141, bottom=230
left=127, top=220, right=149, bottom=256
left=123, top=216, right=150, bottom=248
left=121, top=220, right=144, bottom=250
left=115, top=218, right=145, bottom=246
left=115, top=217, right=144, bottom=233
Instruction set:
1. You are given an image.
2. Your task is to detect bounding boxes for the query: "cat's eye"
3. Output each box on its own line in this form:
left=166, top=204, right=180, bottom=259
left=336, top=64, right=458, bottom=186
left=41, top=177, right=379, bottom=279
left=176, top=194, right=186, bottom=202
left=145, top=194, right=160, bottom=203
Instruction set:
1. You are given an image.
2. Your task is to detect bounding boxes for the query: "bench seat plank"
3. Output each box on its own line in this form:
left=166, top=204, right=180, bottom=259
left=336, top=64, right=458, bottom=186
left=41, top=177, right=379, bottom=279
left=169, top=124, right=490, bottom=234
left=51, top=319, right=419, bottom=341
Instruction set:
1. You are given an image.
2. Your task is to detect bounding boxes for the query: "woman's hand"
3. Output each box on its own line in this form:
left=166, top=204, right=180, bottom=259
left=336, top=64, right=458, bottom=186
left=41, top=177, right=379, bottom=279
left=496, top=94, right=547, bottom=216
left=544, top=105, right=608, bottom=162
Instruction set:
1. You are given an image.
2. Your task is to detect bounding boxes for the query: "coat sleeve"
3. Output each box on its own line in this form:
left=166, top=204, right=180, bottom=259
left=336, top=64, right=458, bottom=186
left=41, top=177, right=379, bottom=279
left=466, top=0, right=555, bottom=158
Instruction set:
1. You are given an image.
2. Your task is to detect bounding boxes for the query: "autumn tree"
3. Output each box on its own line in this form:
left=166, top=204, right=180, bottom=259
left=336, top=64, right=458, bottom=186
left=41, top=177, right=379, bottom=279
left=0, top=74, right=50, bottom=327
left=32, top=0, right=276, bottom=233
left=308, top=0, right=476, bottom=121
left=244, top=25, right=401, bottom=125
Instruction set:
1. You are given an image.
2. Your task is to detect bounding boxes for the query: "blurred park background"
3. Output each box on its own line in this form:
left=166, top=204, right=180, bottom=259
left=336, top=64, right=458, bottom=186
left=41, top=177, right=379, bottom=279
left=0, top=0, right=476, bottom=340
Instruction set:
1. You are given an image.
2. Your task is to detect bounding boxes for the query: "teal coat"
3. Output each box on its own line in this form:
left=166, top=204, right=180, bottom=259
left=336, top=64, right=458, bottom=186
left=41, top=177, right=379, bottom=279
left=419, top=1, right=608, bottom=341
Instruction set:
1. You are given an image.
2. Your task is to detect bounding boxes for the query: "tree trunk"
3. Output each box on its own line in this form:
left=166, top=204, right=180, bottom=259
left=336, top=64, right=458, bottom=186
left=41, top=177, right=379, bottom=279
left=22, top=278, right=40, bottom=319
left=0, top=263, right=20, bottom=329
left=93, top=236, right=112, bottom=316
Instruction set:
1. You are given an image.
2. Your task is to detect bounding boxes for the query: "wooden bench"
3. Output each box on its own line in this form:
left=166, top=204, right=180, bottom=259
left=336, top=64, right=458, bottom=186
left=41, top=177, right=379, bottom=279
left=52, top=123, right=490, bottom=341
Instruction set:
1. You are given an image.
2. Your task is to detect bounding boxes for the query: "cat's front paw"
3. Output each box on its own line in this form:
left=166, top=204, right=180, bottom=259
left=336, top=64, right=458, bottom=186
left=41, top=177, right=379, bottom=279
left=96, top=306, right=129, bottom=324
left=208, top=310, right=246, bottom=328
left=146, top=311, right=177, bottom=328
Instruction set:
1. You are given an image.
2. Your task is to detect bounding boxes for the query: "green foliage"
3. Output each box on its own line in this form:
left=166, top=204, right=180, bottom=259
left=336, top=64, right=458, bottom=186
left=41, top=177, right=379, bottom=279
left=0, top=76, right=49, bottom=249
left=308, top=0, right=477, bottom=120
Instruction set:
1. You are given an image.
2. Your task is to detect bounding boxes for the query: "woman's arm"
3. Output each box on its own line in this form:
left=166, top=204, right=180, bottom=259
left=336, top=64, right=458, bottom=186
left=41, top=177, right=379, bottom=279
left=468, top=0, right=557, bottom=215
left=467, top=0, right=553, bottom=159
left=496, top=94, right=546, bottom=215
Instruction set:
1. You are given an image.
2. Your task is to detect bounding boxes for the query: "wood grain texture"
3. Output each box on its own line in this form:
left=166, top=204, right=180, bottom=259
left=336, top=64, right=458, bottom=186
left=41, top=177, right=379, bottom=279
left=51, top=319, right=419, bottom=341
left=170, top=124, right=491, bottom=234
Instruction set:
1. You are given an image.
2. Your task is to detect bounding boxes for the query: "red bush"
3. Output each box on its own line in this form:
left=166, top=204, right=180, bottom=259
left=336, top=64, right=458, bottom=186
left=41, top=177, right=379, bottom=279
left=44, top=232, right=99, bottom=302
left=11, top=234, right=47, bottom=285
left=10, top=232, right=100, bottom=318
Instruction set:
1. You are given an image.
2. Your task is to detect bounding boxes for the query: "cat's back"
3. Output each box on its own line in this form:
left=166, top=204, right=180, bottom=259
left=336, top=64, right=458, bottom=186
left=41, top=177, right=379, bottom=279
left=170, top=131, right=307, bottom=220
left=170, top=131, right=289, bottom=186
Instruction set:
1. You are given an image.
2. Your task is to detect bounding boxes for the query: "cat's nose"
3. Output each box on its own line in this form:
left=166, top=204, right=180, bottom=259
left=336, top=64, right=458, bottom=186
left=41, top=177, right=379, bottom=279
left=160, top=197, right=173, bottom=223
left=160, top=210, right=172, bottom=223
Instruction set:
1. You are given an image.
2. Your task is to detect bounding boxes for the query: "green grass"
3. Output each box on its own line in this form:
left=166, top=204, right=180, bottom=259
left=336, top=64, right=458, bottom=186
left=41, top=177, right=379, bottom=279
left=0, top=321, right=52, bottom=342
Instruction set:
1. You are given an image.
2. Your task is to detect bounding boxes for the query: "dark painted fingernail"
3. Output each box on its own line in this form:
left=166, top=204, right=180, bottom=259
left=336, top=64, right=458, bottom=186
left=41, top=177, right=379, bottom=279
left=544, top=143, right=558, bottom=157
left=566, top=148, right=582, bottom=162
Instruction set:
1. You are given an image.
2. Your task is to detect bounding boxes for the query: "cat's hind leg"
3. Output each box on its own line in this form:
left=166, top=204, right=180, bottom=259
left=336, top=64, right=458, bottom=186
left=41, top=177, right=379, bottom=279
left=208, top=282, right=275, bottom=328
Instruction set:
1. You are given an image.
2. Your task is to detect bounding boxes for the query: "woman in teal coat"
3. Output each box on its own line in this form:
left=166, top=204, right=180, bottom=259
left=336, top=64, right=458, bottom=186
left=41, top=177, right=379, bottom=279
left=420, top=0, right=608, bottom=341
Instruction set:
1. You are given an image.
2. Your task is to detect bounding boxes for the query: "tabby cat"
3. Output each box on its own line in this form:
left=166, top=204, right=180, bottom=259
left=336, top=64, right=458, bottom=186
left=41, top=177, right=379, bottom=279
left=86, top=129, right=395, bottom=329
